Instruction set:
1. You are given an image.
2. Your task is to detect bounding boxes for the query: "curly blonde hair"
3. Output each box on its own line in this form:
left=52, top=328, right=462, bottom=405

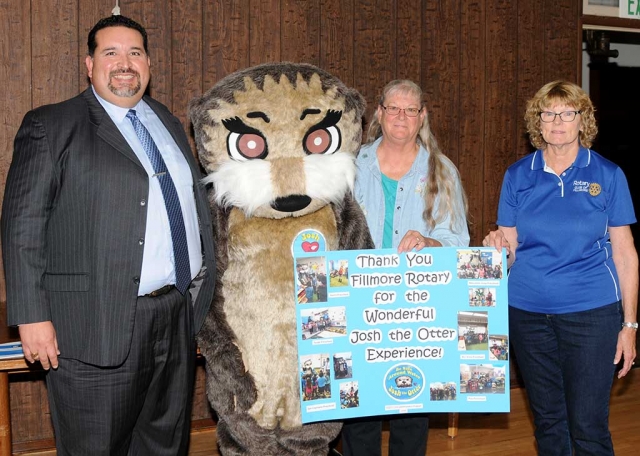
left=525, top=80, right=598, bottom=149
left=366, top=79, right=468, bottom=232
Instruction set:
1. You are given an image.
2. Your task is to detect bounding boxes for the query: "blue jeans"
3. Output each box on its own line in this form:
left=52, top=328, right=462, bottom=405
left=509, top=302, right=621, bottom=456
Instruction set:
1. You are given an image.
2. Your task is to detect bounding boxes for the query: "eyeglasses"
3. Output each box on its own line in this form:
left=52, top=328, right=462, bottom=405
left=381, top=105, right=422, bottom=117
left=539, top=111, right=581, bottom=123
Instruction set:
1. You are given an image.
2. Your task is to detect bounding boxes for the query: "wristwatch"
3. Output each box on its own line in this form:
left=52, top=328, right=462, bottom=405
left=622, top=322, right=638, bottom=330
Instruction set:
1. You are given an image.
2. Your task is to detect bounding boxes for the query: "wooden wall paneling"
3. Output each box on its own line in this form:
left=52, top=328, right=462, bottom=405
left=543, top=0, right=580, bottom=84
left=515, top=0, right=545, bottom=162
left=483, top=0, right=518, bottom=242
left=422, top=1, right=461, bottom=167
left=191, top=362, right=214, bottom=422
left=77, top=1, right=115, bottom=93
left=395, top=0, right=422, bottom=83
left=353, top=0, right=395, bottom=124
left=2, top=6, right=42, bottom=448
left=31, top=0, right=79, bottom=108
left=458, top=0, right=486, bottom=245
left=9, top=372, right=53, bottom=448
left=202, top=1, right=250, bottom=90
left=172, top=0, right=203, bottom=139
left=249, top=0, right=282, bottom=65
left=120, top=0, right=173, bottom=107
left=281, top=0, right=321, bottom=65
left=0, top=0, right=31, bottom=302
left=319, top=0, right=354, bottom=87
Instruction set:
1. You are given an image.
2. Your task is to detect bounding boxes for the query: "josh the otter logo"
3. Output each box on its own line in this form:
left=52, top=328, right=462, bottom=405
left=384, top=363, right=425, bottom=401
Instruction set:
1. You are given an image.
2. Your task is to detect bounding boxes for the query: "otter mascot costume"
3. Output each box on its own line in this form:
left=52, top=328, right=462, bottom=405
left=189, top=62, right=374, bottom=455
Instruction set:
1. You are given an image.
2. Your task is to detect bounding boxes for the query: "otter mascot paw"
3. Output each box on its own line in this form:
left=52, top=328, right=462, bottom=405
left=189, top=62, right=374, bottom=455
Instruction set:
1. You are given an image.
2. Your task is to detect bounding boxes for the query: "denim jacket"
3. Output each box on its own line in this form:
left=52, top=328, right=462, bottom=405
left=354, top=137, right=470, bottom=249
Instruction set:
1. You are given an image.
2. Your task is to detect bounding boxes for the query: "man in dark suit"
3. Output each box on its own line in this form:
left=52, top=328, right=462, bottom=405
left=1, top=15, right=215, bottom=455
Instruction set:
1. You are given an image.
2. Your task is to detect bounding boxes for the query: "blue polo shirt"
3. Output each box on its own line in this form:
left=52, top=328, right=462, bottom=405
left=497, top=147, right=636, bottom=314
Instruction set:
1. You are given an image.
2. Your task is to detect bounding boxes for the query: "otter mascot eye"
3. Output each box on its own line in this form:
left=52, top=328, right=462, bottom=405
left=188, top=62, right=374, bottom=456
left=223, top=116, right=268, bottom=161
left=303, top=110, right=342, bottom=155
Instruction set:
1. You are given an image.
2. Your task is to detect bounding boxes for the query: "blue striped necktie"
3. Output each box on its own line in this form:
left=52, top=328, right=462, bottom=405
left=126, top=109, right=191, bottom=294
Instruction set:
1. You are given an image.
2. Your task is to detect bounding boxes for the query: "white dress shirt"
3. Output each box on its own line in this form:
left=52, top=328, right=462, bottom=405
left=93, top=88, right=202, bottom=295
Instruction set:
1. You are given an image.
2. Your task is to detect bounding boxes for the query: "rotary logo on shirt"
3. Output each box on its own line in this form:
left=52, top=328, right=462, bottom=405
left=572, top=180, right=590, bottom=193
left=589, top=182, right=602, bottom=196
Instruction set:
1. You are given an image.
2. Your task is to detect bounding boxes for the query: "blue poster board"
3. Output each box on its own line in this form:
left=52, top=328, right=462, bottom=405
left=293, top=240, right=509, bottom=424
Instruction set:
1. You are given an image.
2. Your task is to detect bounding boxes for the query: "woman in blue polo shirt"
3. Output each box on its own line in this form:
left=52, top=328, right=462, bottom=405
left=484, top=80, right=638, bottom=455
left=343, top=79, right=469, bottom=456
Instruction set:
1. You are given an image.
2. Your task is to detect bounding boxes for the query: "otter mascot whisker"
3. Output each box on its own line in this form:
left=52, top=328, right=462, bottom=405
left=189, top=62, right=374, bottom=455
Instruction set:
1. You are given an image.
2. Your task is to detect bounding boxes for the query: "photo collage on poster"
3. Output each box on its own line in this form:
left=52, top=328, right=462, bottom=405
left=456, top=250, right=508, bottom=397
left=293, top=231, right=509, bottom=424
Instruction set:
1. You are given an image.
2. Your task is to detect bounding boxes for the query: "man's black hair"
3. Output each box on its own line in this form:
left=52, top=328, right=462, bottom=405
left=87, top=15, right=148, bottom=57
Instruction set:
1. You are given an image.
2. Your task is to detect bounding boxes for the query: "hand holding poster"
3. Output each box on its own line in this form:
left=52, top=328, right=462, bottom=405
left=293, top=241, right=509, bottom=424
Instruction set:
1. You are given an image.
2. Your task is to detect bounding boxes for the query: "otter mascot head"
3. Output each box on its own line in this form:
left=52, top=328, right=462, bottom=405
left=189, top=62, right=374, bottom=455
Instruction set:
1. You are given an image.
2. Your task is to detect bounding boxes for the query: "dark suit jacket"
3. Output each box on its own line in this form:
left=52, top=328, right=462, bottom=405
left=1, top=88, right=215, bottom=367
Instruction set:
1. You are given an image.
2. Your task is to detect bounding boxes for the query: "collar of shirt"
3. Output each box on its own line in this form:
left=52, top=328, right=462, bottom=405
left=91, top=86, right=149, bottom=124
left=530, top=146, right=592, bottom=171
left=357, top=137, right=427, bottom=178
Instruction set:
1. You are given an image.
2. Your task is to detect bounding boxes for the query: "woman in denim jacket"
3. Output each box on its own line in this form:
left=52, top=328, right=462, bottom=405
left=342, top=79, right=469, bottom=456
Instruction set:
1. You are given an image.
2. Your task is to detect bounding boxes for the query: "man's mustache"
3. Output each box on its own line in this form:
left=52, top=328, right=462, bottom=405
left=109, top=68, right=140, bottom=78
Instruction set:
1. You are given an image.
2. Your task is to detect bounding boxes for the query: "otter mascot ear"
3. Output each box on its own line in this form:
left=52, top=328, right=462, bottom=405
left=189, top=62, right=374, bottom=455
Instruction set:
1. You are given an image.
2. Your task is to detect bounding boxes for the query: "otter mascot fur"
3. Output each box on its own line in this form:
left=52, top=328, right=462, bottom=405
left=189, top=62, right=374, bottom=455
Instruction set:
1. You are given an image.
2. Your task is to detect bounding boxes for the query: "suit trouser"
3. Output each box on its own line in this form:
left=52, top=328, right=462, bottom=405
left=46, top=288, right=196, bottom=456
left=342, top=414, right=429, bottom=456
